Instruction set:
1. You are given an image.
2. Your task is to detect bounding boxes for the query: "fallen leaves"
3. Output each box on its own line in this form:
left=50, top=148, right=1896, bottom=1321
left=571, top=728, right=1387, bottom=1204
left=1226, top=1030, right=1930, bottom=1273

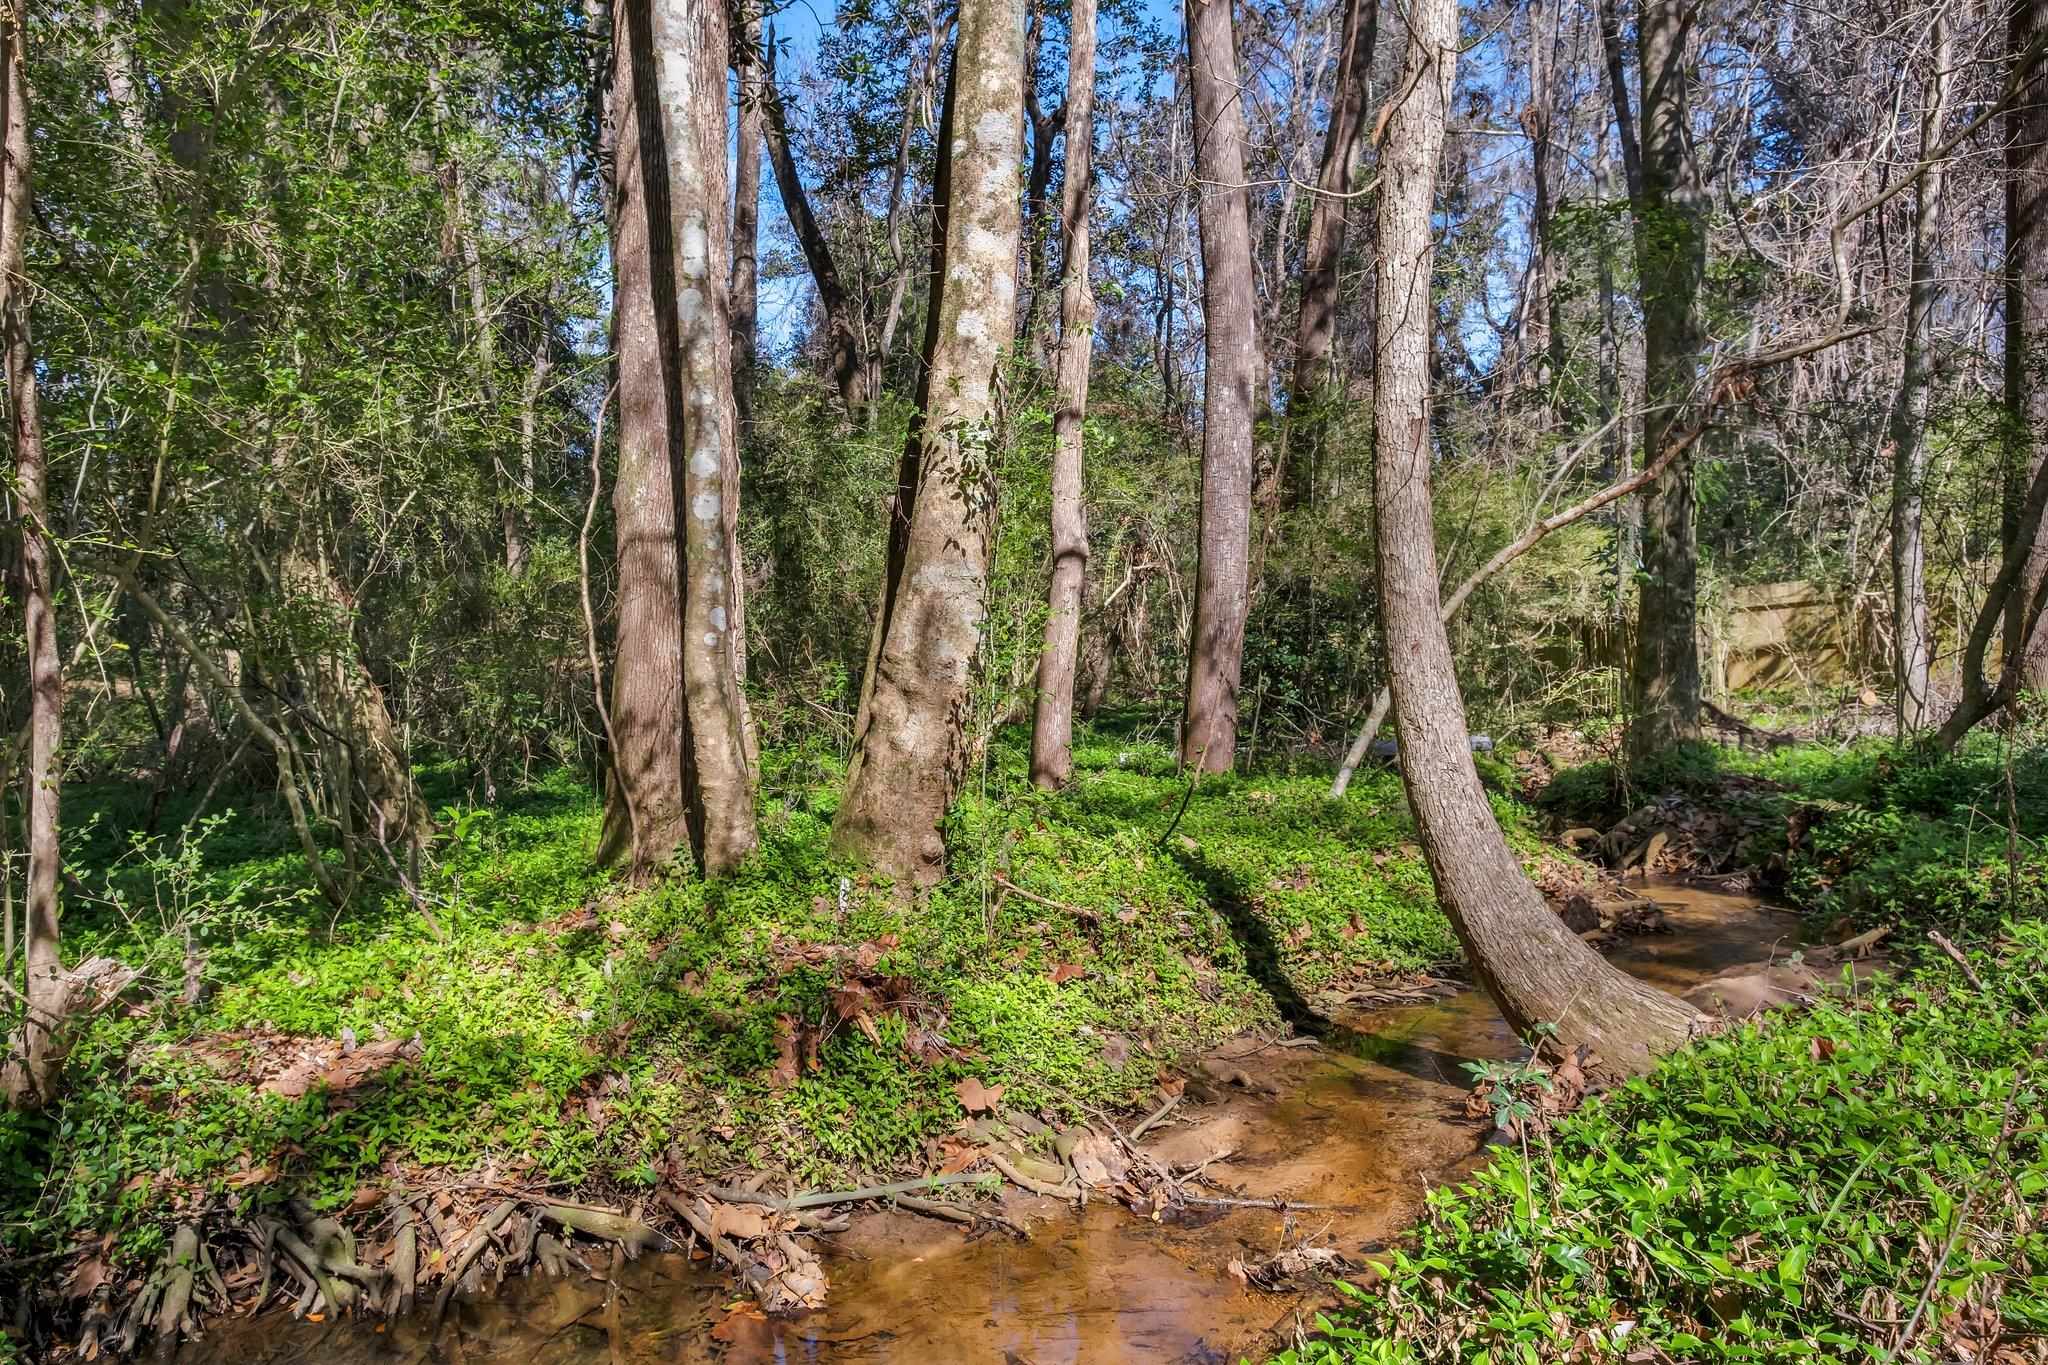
left=262, top=1036, right=417, bottom=1100
left=955, top=1077, right=1004, bottom=1114
left=1048, top=962, right=1087, bottom=985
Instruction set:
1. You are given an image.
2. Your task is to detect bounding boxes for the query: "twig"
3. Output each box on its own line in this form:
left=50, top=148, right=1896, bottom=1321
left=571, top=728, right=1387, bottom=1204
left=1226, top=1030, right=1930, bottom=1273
left=433, top=1199, right=516, bottom=1322
left=1177, top=1193, right=1353, bottom=1212
left=986, top=1153, right=1081, bottom=1201
left=1926, top=930, right=1985, bottom=991
left=990, top=875, right=1095, bottom=920
left=889, top=1193, right=1028, bottom=1238
left=1156, top=770, right=1201, bottom=850
left=1130, top=1093, right=1182, bottom=1141
left=700, top=1172, right=990, bottom=1212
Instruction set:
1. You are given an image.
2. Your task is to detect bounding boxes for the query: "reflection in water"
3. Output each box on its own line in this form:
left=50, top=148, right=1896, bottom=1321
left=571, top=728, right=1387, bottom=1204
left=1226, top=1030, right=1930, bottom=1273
left=182, top=885, right=1797, bottom=1365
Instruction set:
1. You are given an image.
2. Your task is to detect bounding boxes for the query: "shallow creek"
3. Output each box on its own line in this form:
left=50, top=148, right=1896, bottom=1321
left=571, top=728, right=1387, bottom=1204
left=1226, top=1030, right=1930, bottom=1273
left=181, top=884, right=1798, bottom=1365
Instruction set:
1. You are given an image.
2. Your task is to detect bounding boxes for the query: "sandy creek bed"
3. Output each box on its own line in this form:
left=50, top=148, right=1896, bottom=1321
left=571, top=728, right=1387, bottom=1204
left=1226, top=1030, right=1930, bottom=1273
left=178, top=884, right=1800, bottom=1364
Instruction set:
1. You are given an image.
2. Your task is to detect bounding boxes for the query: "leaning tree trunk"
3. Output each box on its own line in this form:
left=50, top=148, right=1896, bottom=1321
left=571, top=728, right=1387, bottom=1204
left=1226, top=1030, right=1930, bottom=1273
left=1028, top=0, right=1099, bottom=791
left=650, top=0, right=757, bottom=873
left=1181, top=0, right=1261, bottom=773
left=1372, top=0, right=1697, bottom=1075
left=1, top=1, right=66, bottom=1107
left=832, top=0, right=1025, bottom=886
left=1890, top=15, right=1953, bottom=735
left=761, top=43, right=869, bottom=416
left=2005, top=0, right=2048, bottom=690
left=1280, top=0, right=1376, bottom=511
left=1624, top=0, right=1707, bottom=761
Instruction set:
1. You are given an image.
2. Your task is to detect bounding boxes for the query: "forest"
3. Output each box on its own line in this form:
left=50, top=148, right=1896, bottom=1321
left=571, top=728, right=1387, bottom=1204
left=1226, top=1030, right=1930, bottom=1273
left=1, top=0, right=2046, bottom=1358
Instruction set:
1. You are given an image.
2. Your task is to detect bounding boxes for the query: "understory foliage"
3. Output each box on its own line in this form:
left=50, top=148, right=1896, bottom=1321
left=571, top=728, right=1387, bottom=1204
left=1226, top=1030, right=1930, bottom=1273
left=0, top=729, right=1481, bottom=1270
left=1539, top=728, right=2048, bottom=941
left=1279, top=923, right=2048, bottom=1363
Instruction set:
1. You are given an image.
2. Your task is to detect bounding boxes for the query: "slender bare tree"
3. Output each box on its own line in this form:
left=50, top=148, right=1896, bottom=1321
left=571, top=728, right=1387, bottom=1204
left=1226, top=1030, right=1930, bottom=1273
left=761, top=37, right=870, bottom=415
left=1182, top=0, right=1261, bottom=773
left=1889, top=13, right=1954, bottom=734
left=1372, top=0, right=1698, bottom=1074
left=1029, top=0, right=1100, bottom=790
left=833, top=0, right=1025, bottom=884
left=731, top=0, right=764, bottom=428
left=2, top=0, right=66, bottom=1106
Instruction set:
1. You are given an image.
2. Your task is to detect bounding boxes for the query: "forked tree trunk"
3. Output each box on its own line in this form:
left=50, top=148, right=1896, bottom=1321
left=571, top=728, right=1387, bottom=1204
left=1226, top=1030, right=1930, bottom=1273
left=1280, top=0, right=1376, bottom=511
left=731, top=1, right=763, bottom=428
left=1028, top=0, right=1098, bottom=790
left=1, top=1, right=66, bottom=1107
left=279, top=543, right=429, bottom=851
left=833, top=0, right=1025, bottom=885
left=761, top=42, right=870, bottom=416
left=1372, top=0, right=1697, bottom=1074
left=601, top=0, right=692, bottom=872
left=1181, top=0, right=1261, bottom=773
left=650, top=0, right=757, bottom=873
left=2005, top=0, right=2048, bottom=690
left=1624, top=0, right=1707, bottom=760
left=1890, top=15, right=1953, bottom=735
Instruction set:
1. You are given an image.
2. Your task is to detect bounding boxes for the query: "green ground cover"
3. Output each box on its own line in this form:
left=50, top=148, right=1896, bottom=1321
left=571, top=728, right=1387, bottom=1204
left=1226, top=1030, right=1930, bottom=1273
left=0, top=727, right=1489, bottom=1275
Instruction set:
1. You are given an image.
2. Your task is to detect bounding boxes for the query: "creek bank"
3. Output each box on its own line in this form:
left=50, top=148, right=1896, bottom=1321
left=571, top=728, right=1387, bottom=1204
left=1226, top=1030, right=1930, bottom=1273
left=166, top=884, right=1806, bottom=1365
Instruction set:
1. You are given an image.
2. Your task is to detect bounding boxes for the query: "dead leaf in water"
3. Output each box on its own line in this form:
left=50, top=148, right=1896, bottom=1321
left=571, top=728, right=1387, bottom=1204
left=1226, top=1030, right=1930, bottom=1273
left=955, top=1077, right=1004, bottom=1113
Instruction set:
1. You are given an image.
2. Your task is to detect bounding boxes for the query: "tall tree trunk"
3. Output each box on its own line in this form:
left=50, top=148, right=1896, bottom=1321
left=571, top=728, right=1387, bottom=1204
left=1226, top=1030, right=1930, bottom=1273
left=1890, top=15, right=1954, bottom=735
left=1624, top=0, right=1707, bottom=760
left=1597, top=133, right=1634, bottom=622
left=1019, top=0, right=1065, bottom=354
left=1522, top=0, right=1561, bottom=396
left=1, top=0, right=66, bottom=1108
left=1372, top=0, right=1697, bottom=1074
left=650, top=0, right=758, bottom=873
left=511, top=338, right=550, bottom=579
left=730, top=1, right=762, bottom=429
left=601, top=0, right=692, bottom=872
left=833, top=0, right=1025, bottom=885
left=1181, top=0, right=1261, bottom=773
left=1283, top=0, right=1377, bottom=510
left=2005, top=0, right=2048, bottom=690
left=1028, top=0, right=1098, bottom=790
left=761, top=41, right=870, bottom=416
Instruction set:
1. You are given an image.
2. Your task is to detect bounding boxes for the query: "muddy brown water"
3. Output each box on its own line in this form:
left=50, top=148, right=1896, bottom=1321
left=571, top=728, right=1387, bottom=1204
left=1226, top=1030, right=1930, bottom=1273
left=181, top=884, right=1796, bottom=1365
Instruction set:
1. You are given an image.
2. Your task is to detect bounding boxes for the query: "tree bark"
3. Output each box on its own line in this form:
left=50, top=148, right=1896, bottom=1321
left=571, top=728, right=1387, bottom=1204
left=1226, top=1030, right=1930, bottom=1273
left=650, top=0, right=758, bottom=873
left=1372, top=0, right=1698, bottom=1074
left=1624, top=0, right=1707, bottom=760
left=2005, top=0, right=2048, bottom=690
left=1281, top=0, right=1376, bottom=510
left=1019, top=0, right=1066, bottom=355
left=761, top=40, right=870, bottom=416
left=730, top=0, right=763, bottom=429
left=833, top=0, right=1025, bottom=886
left=1181, top=0, right=1261, bottom=773
left=601, top=0, right=692, bottom=872
left=1889, top=15, right=1953, bottom=735
left=1, top=1, right=66, bottom=1108
left=1028, top=0, right=1098, bottom=790
left=1521, top=0, right=1561, bottom=394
